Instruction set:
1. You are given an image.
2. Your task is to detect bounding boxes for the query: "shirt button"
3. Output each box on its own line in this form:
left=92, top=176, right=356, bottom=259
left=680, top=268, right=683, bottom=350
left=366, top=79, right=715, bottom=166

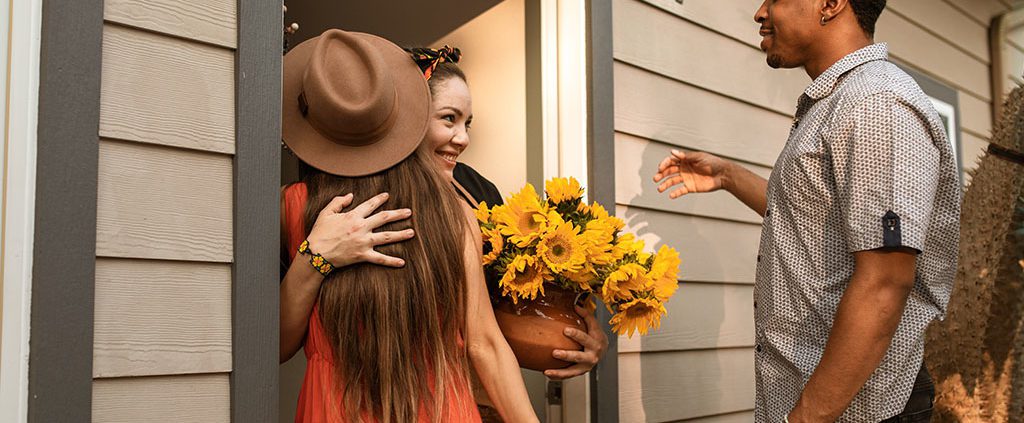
left=757, top=254, right=762, bottom=262
left=765, top=209, right=771, bottom=217
left=753, top=300, right=757, bottom=309
left=756, top=344, right=763, bottom=353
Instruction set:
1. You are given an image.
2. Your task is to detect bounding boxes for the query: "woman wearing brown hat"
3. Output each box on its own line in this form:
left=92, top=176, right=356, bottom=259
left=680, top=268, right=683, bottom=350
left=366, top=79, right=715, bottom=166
left=278, top=29, right=538, bottom=422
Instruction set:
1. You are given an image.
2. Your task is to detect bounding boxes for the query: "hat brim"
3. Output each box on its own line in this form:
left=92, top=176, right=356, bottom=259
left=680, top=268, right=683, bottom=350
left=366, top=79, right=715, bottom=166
left=282, top=32, right=430, bottom=177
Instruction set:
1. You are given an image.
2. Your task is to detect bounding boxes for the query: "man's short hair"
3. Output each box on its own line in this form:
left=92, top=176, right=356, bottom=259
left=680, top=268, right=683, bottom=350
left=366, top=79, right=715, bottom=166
left=849, top=0, right=886, bottom=35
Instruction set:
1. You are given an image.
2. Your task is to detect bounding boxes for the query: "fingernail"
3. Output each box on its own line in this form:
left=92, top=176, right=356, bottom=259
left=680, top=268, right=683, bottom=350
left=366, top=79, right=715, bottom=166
left=397, top=260, right=405, bottom=266
left=564, top=328, right=573, bottom=336
left=381, top=192, right=389, bottom=198
left=671, top=149, right=680, bottom=155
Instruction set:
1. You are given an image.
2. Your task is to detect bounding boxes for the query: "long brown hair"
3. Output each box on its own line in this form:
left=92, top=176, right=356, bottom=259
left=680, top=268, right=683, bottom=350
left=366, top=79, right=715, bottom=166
left=303, top=147, right=470, bottom=422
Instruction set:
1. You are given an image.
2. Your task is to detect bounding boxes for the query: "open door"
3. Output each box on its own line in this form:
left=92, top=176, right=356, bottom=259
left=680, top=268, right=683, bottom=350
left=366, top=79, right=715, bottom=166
left=278, top=1, right=615, bottom=421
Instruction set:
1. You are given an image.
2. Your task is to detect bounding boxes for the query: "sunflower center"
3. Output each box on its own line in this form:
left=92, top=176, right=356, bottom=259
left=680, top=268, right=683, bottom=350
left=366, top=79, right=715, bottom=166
left=627, top=302, right=655, bottom=317
left=517, top=211, right=542, bottom=233
left=512, top=265, right=539, bottom=287
left=544, top=235, right=574, bottom=265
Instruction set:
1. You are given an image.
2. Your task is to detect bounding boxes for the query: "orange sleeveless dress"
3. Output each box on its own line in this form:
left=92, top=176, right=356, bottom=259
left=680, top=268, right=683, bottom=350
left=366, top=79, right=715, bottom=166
left=282, top=183, right=482, bottom=423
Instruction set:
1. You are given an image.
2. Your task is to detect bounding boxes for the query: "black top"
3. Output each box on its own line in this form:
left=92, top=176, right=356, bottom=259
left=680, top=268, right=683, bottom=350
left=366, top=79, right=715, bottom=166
left=452, top=162, right=504, bottom=295
left=453, top=162, right=504, bottom=208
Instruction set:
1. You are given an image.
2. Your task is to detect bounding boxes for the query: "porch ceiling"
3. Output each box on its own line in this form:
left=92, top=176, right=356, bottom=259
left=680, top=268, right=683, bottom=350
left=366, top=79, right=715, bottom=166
left=284, top=0, right=504, bottom=47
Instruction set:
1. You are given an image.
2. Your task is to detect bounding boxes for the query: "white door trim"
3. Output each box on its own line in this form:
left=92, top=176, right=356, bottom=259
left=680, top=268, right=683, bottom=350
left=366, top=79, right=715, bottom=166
left=538, top=1, right=591, bottom=421
left=1, top=0, right=43, bottom=420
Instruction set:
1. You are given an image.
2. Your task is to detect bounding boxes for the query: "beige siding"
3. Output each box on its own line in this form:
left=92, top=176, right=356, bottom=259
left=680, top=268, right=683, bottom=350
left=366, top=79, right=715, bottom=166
left=613, top=0, right=1008, bottom=420
left=993, top=8, right=1024, bottom=118
left=93, top=374, right=230, bottom=422
left=96, top=139, right=233, bottom=263
left=619, top=349, right=755, bottom=422
left=99, top=24, right=235, bottom=154
left=93, top=258, right=232, bottom=378
left=104, top=0, right=237, bottom=48
left=93, top=0, right=236, bottom=419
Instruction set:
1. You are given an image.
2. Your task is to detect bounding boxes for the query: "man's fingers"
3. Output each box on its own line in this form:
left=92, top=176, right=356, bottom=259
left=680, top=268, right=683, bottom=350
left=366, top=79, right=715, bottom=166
left=654, top=156, right=679, bottom=180
left=351, top=192, right=390, bottom=218
left=364, top=250, right=406, bottom=268
left=670, top=149, right=689, bottom=162
left=365, top=208, right=412, bottom=229
left=657, top=175, right=687, bottom=193
left=544, top=365, right=587, bottom=380
left=669, top=185, right=691, bottom=199
left=370, top=229, right=415, bottom=246
left=653, top=164, right=682, bottom=184
left=320, top=194, right=354, bottom=216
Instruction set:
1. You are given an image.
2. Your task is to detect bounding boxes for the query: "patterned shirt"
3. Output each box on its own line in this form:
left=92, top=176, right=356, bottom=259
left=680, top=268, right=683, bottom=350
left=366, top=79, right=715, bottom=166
left=753, top=43, right=961, bottom=422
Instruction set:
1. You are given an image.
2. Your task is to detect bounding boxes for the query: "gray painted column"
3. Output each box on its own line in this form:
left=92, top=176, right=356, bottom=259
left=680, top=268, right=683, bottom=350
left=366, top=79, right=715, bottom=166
left=232, top=0, right=283, bottom=420
left=28, top=0, right=103, bottom=420
left=586, top=1, right=618, bottom=422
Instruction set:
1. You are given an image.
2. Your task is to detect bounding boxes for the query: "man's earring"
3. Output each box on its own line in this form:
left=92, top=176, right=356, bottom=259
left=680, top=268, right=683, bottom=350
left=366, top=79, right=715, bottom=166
left=820, top=15, right=828, bottom=26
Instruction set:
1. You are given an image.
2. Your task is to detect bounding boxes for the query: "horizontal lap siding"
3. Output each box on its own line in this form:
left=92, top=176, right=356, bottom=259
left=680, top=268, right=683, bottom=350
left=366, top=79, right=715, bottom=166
left=100, top=24, right=235, bottom=154
left=619, top=349, right=756, bottom=422
left=104, top=0, right=236, bottom=48
left=93, top=258, right=232, bottom=378
left=96, top=140, right=233, bottom=262
left=93, top=374, right=230, bottom=422
left=94, top=1, right=236, bottom=420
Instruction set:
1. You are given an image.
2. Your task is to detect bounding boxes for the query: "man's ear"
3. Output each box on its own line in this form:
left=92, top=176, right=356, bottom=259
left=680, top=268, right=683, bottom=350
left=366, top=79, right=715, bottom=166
left=821, top=0, right=851, bottom=23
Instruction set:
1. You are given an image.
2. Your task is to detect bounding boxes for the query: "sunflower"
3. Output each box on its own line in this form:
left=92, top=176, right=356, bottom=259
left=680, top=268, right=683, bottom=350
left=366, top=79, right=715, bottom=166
left=580, top=219, right=617, bottom=265
left=610, top=297, right=666, bottom=337
left=601, top=263, right=652, bottom=303
left=536, top=212, right=587, bottom=274
left=493, top=184, right=548, bottom=247
left=545, top=176, right=584, bottom=204
left=648, top=245, right=681, bottom=301
left=475, top=201, right=493, bottom=225
left=576, top=202, right=591, bottom=214
left=481, top=227, right=505, bottom=266
left=609, top=233, right=645, bottom=263
left=564, top=264, right=597, bottom=291
left=499, top=254, right=548, bottom=302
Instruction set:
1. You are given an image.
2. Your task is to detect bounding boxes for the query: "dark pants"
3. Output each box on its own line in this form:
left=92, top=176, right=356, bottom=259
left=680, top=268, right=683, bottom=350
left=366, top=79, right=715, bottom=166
left=879, top=365, right=934, bottom=423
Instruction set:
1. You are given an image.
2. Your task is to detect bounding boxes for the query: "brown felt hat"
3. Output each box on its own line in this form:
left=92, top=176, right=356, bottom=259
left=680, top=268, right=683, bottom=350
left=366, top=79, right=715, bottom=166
left=282, top=29, right=430, bottom=176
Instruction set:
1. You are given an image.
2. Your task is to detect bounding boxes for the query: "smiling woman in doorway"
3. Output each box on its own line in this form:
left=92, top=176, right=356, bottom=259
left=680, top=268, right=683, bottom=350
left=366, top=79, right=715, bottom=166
left=406, top=45, right=610, bottom=421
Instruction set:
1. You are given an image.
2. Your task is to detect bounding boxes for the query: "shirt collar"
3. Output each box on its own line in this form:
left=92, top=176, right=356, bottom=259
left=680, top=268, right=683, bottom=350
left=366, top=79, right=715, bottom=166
left=803, top=43, right=889, bottom=100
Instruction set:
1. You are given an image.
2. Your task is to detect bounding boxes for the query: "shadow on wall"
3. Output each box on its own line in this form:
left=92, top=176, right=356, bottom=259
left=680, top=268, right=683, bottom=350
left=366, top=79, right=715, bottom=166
left=615, top=139, right=733, bottom=421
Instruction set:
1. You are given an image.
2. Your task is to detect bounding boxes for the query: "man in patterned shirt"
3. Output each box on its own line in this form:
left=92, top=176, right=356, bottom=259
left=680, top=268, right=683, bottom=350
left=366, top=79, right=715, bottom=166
left=653, top=0, right=960, bottom=421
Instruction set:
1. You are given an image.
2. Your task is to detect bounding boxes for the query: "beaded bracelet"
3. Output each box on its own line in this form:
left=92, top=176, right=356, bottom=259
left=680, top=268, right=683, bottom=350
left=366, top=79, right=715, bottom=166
left=297, top=239, right=335, bottom=276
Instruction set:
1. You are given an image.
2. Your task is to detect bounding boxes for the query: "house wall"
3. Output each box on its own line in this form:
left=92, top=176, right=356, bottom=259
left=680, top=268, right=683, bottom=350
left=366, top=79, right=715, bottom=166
left=91, top=1, right=236, bottom=420
left=993, top=7, right=1024, bottom=117
left=611, top=0, right=1019, bottom=421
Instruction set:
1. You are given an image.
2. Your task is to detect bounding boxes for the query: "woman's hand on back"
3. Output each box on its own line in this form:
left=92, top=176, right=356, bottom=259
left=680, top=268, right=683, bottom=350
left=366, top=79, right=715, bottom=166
left=306, top=192, right=415, bottom=268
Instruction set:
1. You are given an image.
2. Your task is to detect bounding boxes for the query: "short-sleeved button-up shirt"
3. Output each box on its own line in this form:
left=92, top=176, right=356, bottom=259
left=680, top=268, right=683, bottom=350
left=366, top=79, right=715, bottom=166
left=753, top=43, right=961, bottom=422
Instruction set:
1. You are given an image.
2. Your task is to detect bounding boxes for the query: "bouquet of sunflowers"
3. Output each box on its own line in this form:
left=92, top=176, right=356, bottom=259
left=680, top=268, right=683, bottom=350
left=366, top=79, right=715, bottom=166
left=475, top=177, right=681, bottom=337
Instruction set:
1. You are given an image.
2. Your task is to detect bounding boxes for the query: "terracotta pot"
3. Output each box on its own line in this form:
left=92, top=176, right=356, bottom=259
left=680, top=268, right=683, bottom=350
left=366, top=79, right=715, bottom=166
left=492, top=286, right=586, bottom=371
